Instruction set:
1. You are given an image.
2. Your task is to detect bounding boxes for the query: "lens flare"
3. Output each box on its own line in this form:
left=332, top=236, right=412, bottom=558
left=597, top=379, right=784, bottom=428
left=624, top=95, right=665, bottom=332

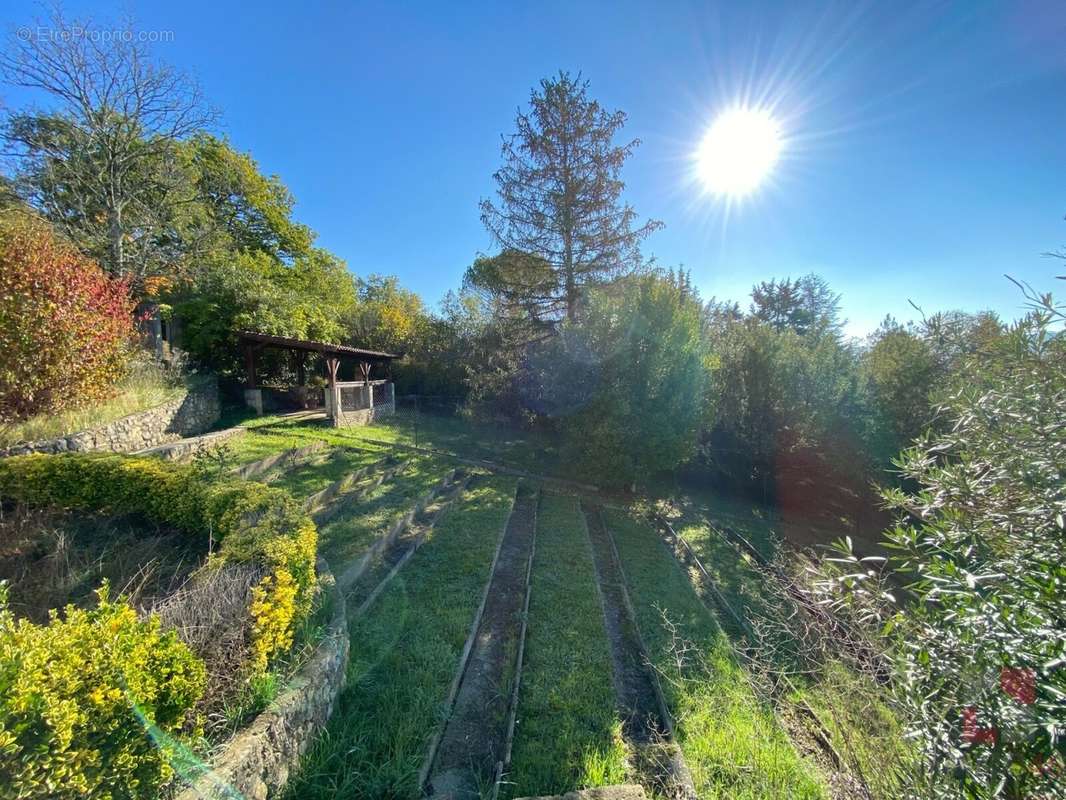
left=697, top=107, right=783, bottom=197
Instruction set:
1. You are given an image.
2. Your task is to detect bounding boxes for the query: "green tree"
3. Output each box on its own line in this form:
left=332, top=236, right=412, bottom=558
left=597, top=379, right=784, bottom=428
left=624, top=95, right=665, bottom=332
left=750, top=273, right=844, bottom=337
left=349, top=275, right=428, bottom=355
left=479, top=72, right=662, bottom=324
left=865, top=318, right=938, bottom=457
left=700, top=277, right=871, bottom=503
left=559, top=271, right=706, bottom=488
left=164, top=137, right=356, bottom=372
left=177, top=133, right=313, bottom=264
left=818, top=287, right=1066, bottom=798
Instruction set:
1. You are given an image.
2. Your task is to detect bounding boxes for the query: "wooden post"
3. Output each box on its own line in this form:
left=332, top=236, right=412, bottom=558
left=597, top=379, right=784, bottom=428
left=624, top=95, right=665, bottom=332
left=360, top=362, right=373, bottom=410
left=326, top=356, right=341, bottom=425
left=294, top=351, right=307, bottom=386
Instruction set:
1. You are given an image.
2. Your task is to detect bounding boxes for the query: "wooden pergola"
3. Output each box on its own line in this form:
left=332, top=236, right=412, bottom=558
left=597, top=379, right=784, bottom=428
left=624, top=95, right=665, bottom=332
left=238, top=331, right=397, bottom=387
left=237, top=331, right=398, bottom=423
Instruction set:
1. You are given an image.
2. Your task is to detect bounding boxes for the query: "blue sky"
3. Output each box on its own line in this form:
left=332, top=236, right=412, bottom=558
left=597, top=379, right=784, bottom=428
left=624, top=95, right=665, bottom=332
left=5, top=0, right=1066, bottom=335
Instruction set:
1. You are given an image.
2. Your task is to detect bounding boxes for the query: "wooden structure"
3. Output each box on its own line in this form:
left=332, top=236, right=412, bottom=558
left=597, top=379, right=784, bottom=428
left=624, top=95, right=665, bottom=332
left=237, top=331, right=398, bottom=427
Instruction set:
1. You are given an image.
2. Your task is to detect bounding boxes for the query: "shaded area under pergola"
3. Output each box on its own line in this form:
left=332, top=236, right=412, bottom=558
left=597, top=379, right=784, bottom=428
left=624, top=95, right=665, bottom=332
left=237, top=331, right=399, bottom=425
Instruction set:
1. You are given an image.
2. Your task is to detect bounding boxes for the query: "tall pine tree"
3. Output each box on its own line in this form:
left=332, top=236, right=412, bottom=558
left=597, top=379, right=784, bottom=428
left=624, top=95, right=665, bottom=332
left=478, top=72, right=662, bottom=325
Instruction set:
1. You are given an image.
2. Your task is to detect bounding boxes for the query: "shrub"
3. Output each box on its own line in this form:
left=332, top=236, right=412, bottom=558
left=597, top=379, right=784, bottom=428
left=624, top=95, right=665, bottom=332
left=0, top=453, right=318, bottom=673
left=0, top=211, right=134, bottom=422
left=557, top=272, right=707, bottom=488
left=813, top=291, right=1066, bottom=798
left=0, top=585, right=206, bottom=800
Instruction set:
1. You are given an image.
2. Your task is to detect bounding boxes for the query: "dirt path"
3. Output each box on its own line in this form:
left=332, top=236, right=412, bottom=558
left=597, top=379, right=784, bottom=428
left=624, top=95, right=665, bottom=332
left=582, top=503, right=695, bottom=800
left=424, top=486, right=539, bottom=799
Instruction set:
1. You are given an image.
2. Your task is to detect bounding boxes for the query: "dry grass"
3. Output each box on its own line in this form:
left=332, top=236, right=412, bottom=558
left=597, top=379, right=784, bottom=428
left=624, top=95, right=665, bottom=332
left=0, top=358, right=187, bottom=447
left=150, top=564, right=264, bottom=735
left=0, top=504, right=200, bottom=623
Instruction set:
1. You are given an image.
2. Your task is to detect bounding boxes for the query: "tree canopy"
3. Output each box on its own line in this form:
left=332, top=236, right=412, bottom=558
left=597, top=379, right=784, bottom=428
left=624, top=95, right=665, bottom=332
left=479, top=72, right=662, bottom=325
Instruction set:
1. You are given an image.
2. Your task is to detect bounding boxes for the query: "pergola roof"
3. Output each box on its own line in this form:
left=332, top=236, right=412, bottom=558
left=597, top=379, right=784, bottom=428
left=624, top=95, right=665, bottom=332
left=237, top=331, right=398, bottom=361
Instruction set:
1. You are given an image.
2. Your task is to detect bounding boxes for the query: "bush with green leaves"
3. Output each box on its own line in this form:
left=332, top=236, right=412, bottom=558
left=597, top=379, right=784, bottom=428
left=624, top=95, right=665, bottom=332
left=816, top=287, right=1066, bottom=798
left=0, top=453, right=318, bottom=674
left=0, top=584, right=205, bottom=800
left=551, top=271, right=707, bottom=488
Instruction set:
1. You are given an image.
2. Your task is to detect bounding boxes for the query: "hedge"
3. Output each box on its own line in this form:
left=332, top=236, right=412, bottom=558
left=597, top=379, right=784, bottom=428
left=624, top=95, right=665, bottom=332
left=0, top=453, right=319, bottom=798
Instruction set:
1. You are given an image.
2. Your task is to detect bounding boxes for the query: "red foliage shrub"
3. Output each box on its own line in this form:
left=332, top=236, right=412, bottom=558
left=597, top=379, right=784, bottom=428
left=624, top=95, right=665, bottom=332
left=0, top=212, right=134, bottom=422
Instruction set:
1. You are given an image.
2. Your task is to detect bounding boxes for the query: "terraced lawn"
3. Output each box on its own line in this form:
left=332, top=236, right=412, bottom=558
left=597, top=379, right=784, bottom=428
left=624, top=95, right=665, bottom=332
left=193, top=416, right=860, bottom=798
left=220, top=413, right=392, bottom=468
left=604, top=508, right=827, bottom=800
left=314, top=454, right=450, bottom=567
left=503, top=493, right=628, bottom=798
left=268, top=448, right=386, bottom=497
left=285, top=476, right=518, bottom=800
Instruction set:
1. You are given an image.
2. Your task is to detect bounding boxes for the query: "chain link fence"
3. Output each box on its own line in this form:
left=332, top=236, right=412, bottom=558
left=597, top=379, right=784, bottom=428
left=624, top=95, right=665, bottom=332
left=388, top=395, right=465, bottom=450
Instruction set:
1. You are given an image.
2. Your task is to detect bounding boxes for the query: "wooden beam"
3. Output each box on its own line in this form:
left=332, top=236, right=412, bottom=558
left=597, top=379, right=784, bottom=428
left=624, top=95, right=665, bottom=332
left=325, top=356, right=341, bottom=387
left=295, top=351, right=307, bottom=386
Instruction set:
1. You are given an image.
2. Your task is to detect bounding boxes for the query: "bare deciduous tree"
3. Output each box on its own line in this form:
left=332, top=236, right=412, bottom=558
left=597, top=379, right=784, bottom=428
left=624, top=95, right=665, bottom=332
left=0, top=4, right=217, bottom=283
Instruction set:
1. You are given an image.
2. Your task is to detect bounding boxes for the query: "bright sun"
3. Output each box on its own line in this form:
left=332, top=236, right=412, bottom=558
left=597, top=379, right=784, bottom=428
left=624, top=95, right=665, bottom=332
left=697, top=107, right=783, bottom=197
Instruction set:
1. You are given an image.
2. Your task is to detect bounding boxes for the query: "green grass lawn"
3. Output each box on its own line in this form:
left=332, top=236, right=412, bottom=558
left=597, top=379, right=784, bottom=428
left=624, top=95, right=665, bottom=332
left=285, top=475, right=518, bottom=800
left=314, top=454, right=450, bottom=567
left=674, top=503, right=906, bottom=799
left=214, top=413, right=891, bottom=797
left=339, top=409, right=566, bottom=478
left=219, top=414, right=391, bottom=467
left=604, top=508, right=827, bottom=800
left=668, top=507, right=787, bottom=645
left=503, top=493, right=628, bottom=798
left=217, top=407, right=569, bottom=481
left=268, top=448, right=390, bottom=500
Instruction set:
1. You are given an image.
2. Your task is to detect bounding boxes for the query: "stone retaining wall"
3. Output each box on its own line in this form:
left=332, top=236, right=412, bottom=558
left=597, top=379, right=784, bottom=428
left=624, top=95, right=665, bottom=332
left=136, top=426, right=246, bottom=461
left=175, top=557, right=349, bottom=800
left=334, top=399, right=395, bottom=427
left=0, top=379, right=221, bottom=457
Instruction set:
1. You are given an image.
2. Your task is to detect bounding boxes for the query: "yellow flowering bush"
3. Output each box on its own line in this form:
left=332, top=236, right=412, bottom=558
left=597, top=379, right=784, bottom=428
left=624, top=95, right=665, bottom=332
left=249, top=568, right=299, bottom=673
left=0, top=585, right=205, bottom=800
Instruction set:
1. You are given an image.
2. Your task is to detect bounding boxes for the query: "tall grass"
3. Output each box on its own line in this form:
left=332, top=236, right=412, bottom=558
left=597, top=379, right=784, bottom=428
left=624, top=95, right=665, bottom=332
left=604, top=508, right=827, bottom=799
left=675, top=505, right=907, bottom=798
left=0, top=357, right=186, bottom=447
left=285, top=476, right=518, bottom=800
left=503, top=493, right=628, bottom=798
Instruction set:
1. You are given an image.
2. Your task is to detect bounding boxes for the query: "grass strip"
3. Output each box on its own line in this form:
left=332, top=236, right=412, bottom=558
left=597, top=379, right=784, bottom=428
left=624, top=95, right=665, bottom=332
left=269, top=448, right=386, bottom=499
left=220, top=416, right=392, bottom=467
left=314, top=455, right=449, bottom=566
left=503, top=493, right=628, bottom=799
left=678, top=507, right=907, bottom=798
left=669, top=511, right=784, bottom=642
left=285, top=475, right=518, bottom=800
left=604, top=508, right=827, bottom=800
